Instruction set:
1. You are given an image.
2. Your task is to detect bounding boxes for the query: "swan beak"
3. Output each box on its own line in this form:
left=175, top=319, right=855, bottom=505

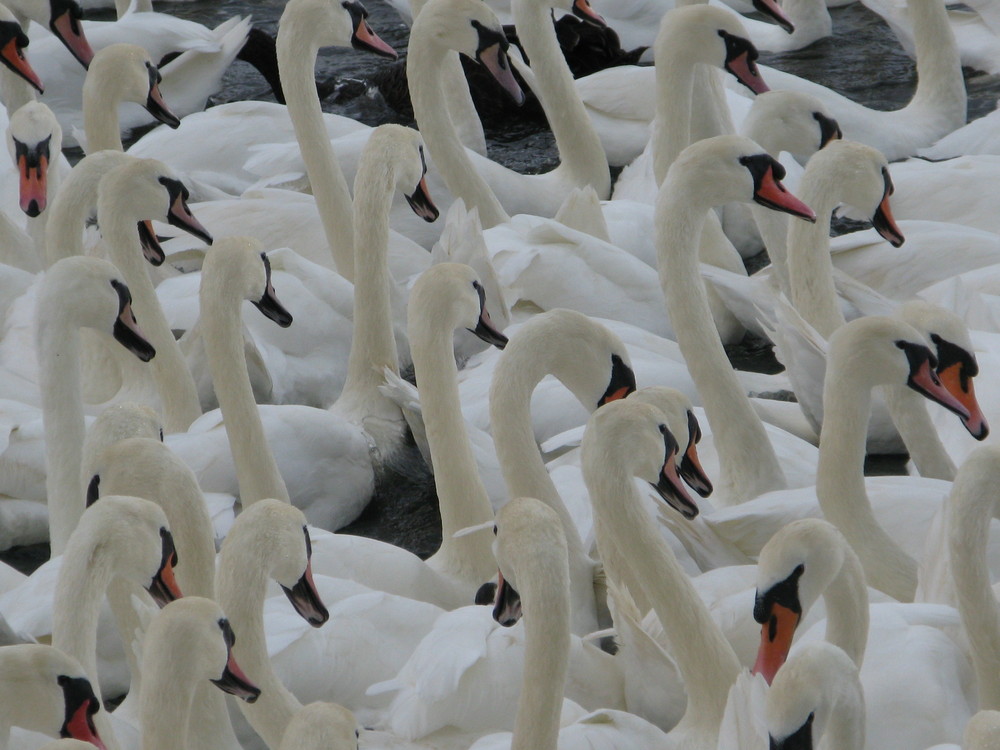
left=747, top=160, right=816, bottom=222
left=680, top=411, right=713, bottom=497
left=147, top=529, right=183, bottom=608
left=468, top=280, right=508, bottom=349
left=111, top=279, right=156, bottom=362
left=724, top=48, right=768, bottom=95
left=900, top=342, right=972, bottom=422
left=137, top=221, right=166, bottom=266
left=405, top=176, right=439, bottom=222
left=492, top=570, right=522, bottom=627
left=49, top=2, right=94, bottom=69
left=15, top=135, right=50, bottom=217
left=871, top=167, right=904, bottom=247
left=351, top=17, right=397, bottom=59
left=938, top=362, right=989, bottom=439
left=815, top=112, right=842, bottom=149
left=572, top=0, right=606, bottom=27
left=752, top=0, right=795, bottom=34
left=61, top=690, right=107, bottom=750
left=478, top=43, right=525, bottom=106
left=281, top=559, right=329, bottom=627
left=751, top=602, right=800, bottom=685
left=0, top=32, right=43, bottom=94
left=598, top=354, right=637, bottom=407
left=210, top=619, right=261, bottom=703
left=144, top=64, right=181, bottom=129
left=475, top=579, right=498, bottom=605
left=651, top=428, right=699, bottom=519
left=162, top=178, right=213, bottom=245
left=252, top=252, right=293, bottom=328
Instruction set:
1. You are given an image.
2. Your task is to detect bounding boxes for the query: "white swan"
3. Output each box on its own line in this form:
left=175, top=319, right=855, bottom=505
left=0, top=645, right=106, bottom=750
left=7, top=0, right=93, bottom=69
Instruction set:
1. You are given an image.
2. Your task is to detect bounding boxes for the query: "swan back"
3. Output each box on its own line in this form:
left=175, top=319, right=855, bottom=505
left=766, top=642, right=865, bottom=750
left=278, top=703, right=358, bottom=750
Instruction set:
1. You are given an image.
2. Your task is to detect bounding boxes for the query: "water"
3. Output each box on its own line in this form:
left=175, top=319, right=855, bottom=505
left=1, top=0, right=993, bottom=570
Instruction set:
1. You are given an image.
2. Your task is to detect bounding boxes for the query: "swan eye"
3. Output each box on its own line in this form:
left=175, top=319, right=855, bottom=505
left=658, top=424, right=667, bottom=435
left=492, top=524, right=498, bottom=536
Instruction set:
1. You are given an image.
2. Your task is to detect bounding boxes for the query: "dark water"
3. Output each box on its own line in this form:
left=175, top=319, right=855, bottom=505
left=0, top=0, right=988, bottom=569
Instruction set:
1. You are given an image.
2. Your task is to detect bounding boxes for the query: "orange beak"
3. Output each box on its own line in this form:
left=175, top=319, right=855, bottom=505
left=751, top=602, right=800, bottom=685
left=938, top=362, right=989, bottom=440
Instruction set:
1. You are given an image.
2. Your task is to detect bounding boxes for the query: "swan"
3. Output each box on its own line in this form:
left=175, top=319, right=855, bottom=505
left=138, top=597, right=261, bottom=750
left=654, top=135, right=816, bottom=504
left=277, top=704, right=356, bottom=750
left=215, top=499, right=329, bottom=750
left=79, top=44, right=182, bottom=154
left=752, top=519, right=976, bottom=749
left=0, top=645, right=106, bottom=750
left=6, top=0, right=93, bottom=69
left=765, top=642, right=865, bottom=750
left=35, top=256, right=155, bottom=554
left=34, top=12, right=250, bottom=146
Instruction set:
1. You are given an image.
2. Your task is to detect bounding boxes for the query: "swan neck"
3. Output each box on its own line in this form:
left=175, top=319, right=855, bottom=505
left=883, top=385, right=955, bottom=481
left=511, top=0, right=609, bottom=196
left=786, top=179, right=844, bottom=339
left=407, top=37, right=509, bottom=228
left=655, top=183, right=785, bottom=503
left=908, top=0, right=966, bottom=120
left=817, top=364, right=917, bottom=601
left=948, top=464, right=1000, bottom=708
left=200, top=275, right=290, bottom=505
left=749, top=204, right=791, bottom=296
left=140, top=654, right=199, bottom=750
left=38, top=317, right=85, bottom=556
left=510, top=555, right=571, bottom=750
left=277, top=17, right=356, bottom=278
left=411, top=317, right=495, bottom=584
left=101, top=208, right=202, bottom=432
left=46, top=158, right=111, bottom=267
left=652, top=49, right=695, bottom=186
left=588, top=460, right=739, bottom=735
left=822, top=546, right=869, bottom=668
left=82, top=77, right=124, bottom=153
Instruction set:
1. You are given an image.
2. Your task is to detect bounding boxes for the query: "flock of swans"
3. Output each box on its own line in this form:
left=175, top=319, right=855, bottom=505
left=1, top=0, right=1000, bottom=747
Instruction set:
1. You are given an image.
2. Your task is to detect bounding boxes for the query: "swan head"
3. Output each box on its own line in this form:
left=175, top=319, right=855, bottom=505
left=38, top=256, right=156, bottom=362
left=0, top=7, right=43, bottom=93
left=200, top=237, right=294, bottom=329
left=627, top=387, right=713, bottom=498
left=223, top=500, right=329, bottom=627
left=82, top=403, right=164, bottom=506
left=412, top=0, right=524, bottom=104
left=666, top=135, right=816, bottom=221
left=409, top=263, right=508, bottom=349
left=583, top=399, right=700, bottom=520
left=84, top=44, right=180, bottom=130
left=752, top=519, right=854, bottom=684
left=361, top=125, right=439, bottom=222
left=491, top=496, right=569, bottom=627
left=895, top=300, right=988, bottom=440
left=4, top=0, right=93, bottom=68
left=826, top=316, right=970, bottom=422
left=145, top=598, right=261, bottom=703
left=7, top=102, right=60, bottom=217
left=279, top=0, right=396, bottom=59
left=279, top=702, right=358, bottom=750
left=98, top=158, right=213, bottom=264
left=741, top=91, right=841, bottom=164
left=69, top=495, right=183, bottom=606
left=655, top=5, right=768, bottom=94
left=805, top=140, right=904, bottom=247
left=0, top=645, right=106, bottom=749
left=766, top=643, right=864, bottom=750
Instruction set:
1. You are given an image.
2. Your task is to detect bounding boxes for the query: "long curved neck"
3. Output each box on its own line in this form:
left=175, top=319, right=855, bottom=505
left=100, top=204, right=202, bottom=433
left=139, top=644, right=202, bottom=750
left=948, top=458, right=1000, bottom=708
left=589, top=459, right=739, bottom=740
left=652, top=47, right=696, bottom=187
left=277, top=11, right=355, bottom=279
left=215, top=532, right=300, bottom=749
left=510, top=554, right=571, bottom=750
left=655, top=181, right=786, bottom=503
left=37, top=314, right=86, bottom=556
left=511, top=0, right=609, bottom=197
left=785, top=176, right=844, bottom=339
left=82, top=78, right=124, bottom=153
left=816, top=362, right=917, bottom=601
left=407, top=29, right=509, bottom=229
left=821, top=548, right=869, bottom=668
left=201, top=277, right=290, bottom=505
left=412, top=315, right=495, bottom=585
left=334, top=163, right=400, bottom=417
left=883, top=386, right=956, bottom=481
left=906, top=0, right=965, bottom=124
